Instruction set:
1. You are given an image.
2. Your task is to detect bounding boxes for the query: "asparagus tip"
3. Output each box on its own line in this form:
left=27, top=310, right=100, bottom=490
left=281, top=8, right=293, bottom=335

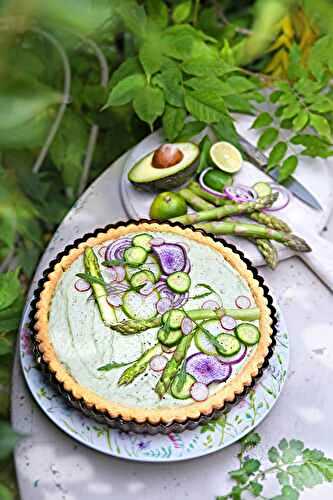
left=288, top=235, right=312, bottom=253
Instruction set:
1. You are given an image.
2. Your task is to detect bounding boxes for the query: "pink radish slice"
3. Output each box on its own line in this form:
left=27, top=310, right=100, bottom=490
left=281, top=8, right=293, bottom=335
left=140, top=282, right=154, bottom=295
left=157, top=297, right=172, bottom=314
left=173, top=292, right=189, bottom=308
left=152, top=243, right=186, bottom=275
left=150, top=355, right=168, bottom=372
left=220, top=315, right=237, bottom=331
left=98, top=246, right=107, bottom=258
left=190, top=382, right=209, bottom=402
left=114, top=265, right=126, bottom=282
left=107, top=295, right=122, bottom=307
left=235, top=295, right=251, bottom=309
left=181, top=317, right=193, bottom=335
left=74, top=279, right=91, bottom=292
left=202, top=300, right=220, bottom=310
left=105, top=238, right=131, bottom=261
left=217, top=344, right=247, bottom=365
left=186, top=353, right=232, bottom=385
left=151, top=237, right=165, bottom=246
left=105, top=266, right=118, bottom=281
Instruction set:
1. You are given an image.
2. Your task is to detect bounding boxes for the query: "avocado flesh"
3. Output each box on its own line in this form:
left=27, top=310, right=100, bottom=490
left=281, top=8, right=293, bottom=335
left=128, top=142, right=199, bottom=193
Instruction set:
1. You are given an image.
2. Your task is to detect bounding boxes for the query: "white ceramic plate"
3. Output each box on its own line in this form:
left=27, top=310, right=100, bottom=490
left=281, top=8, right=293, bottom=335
left=20, top=301, right=288, bottom=463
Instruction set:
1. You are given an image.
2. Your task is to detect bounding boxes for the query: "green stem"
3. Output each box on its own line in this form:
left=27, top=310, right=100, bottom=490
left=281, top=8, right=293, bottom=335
left=178, top=187, right=215, bottom=211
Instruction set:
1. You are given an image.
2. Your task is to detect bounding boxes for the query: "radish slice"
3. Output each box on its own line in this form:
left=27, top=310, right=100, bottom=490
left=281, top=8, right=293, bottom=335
left=224, top=185, right=257, bottom=203
left=181, top=317, right=193, bottom=335
left=235, top=295, right=251, bottom=309
left=173, top=292, right=189, bottom=308
left=221, top=315, right=237, bottom=331
left=107, top=295, right=122, bottom=307
left=114, top=265, right=126, bottom=282
left=161, top=344, right=177, bottom=353
left=74, top=278, right=91, bottom=292
left=190, top=382, right=209, bottom=402
left=198, top=168, right=226, bottom=198
left=186, top=353, right=232, bottom=384
left=264, top=183, right=290, bottom=212
left=217, top=344, right=247, bottom=365
left=157, top=297, right=172, bottom=314
left=140, top=282, right=154, bottom=295
left=98, top=246, right=107, bottom=258
left=151, top=237, right=165, bottom=246
left=150, top=355, right=168, bottom=372
left=105, top=238, right=131, bottom=261
left=105, top=266, right=118, bottom=281
left=202, top=300, right=220, bottom=310
left=152, top=243, right=186, bottom=275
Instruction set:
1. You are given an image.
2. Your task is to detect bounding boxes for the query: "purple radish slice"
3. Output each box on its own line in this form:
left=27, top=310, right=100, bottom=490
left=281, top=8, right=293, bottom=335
left=217, top=344, right=247, bottom=365
left=105, top=238, right=131, bottom=261
left=173, top=292, right=189, bottom=308
left=151, top=237, right=165, bottom=246
left=114, top=265, right=126, bottom=282
left=157, top=297, right=173, bottom=314
left=235, top=295, right=251, bottom=309
left=220, top=315, right=237, bottom=331
left=107, top=295, right=122, bottom=307
left=74, top=278, right=91, bottom=292
left=186, top=353, right=232, bottom=385
left=140, top=282, right=155, bottom=296
left=190, top=382, right=209, bottom=402
left=202, top=300, right=220, bottom=310
left=98, top=246, right=107, bottom=258
left=181, top=317, right=193, bottom=335
left=152, top=243, right=186, bottom=275
left=264, top=183, right=290, bottom=212
left=105, top=266, right=118, bottom=281
left=150, top=355, right=168, bottom=372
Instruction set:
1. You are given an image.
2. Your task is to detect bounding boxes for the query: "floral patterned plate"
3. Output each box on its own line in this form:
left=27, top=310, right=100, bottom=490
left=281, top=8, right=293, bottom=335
left=20, top=302, right=288, bottom=463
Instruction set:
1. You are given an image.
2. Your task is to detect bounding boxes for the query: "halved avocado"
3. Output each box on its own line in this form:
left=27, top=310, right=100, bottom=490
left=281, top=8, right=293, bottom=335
left=128, top=142, right=199, bottom=192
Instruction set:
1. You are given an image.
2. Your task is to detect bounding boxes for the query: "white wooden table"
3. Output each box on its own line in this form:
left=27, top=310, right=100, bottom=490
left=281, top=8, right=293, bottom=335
left=12, top=153, right=333, bottom=499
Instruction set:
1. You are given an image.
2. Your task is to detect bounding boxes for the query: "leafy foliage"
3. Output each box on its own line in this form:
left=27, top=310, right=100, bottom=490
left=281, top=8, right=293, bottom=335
left=217, top=432, right=333, bottom=499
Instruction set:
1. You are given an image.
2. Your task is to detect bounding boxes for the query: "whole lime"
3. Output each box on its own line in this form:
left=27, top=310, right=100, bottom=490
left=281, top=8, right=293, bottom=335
left=150, top=192, right=187, bottom=221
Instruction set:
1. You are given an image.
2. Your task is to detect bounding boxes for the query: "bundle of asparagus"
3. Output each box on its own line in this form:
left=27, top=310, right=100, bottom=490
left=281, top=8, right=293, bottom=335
left=172, top=182, right=311, bottom=269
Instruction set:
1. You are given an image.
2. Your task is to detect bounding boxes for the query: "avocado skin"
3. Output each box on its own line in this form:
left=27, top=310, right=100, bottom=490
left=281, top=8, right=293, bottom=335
left=129, top=161, right=198, bottom=193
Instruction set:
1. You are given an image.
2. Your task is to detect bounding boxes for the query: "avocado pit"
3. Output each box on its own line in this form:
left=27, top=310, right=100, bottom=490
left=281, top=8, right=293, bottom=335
left=152, top=144, right=184, bottom=169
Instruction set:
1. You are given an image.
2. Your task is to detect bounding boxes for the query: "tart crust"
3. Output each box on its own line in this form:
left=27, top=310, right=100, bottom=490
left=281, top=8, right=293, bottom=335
left=32, top=222, right=274, bottom=426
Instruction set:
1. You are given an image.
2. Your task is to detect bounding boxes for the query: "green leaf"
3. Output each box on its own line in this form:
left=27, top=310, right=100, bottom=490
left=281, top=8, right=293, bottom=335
left=185, top=76, right=234, bottom=95
left=139, top=39, right=163, bottom=78
left=290, top=440, right=304, bottom=453
left=146, top=0, right=168, bottom=29
left=226, top=75, right=256, bottom=93
left=309, top=96, right=333, bottom=114
left=213, top=115, right=241, bottom=149
left=0, top=483, right=13, bottom=500
left=248, top=480, right=263, bottom=496
left=240, top=432, right=261, bottom=449
left=276, top=485, right=300, bottom=500
left=281, top=103, right=301, bottom=121
left=251, top=112, right=273, bottom=129
left=104, top=74, right=146, bottom=108
left=277, top=471, right=291, bottom=486
left=270, top=90, right=283, bottom=103
left=108, top=57, right=142, bottom=89
left=0, top=271, right=21, bottom=311
left=278, top=155, right=298, bottom=182
left=224, top=95, right=253, bottom=114
left=185, top=89, right=226, bottom=123
left=162, top=105, right=186, bottom=142
left=0, top=421, right=21, bottom=460
left=172, top=0, right=192, bottom=24
left=153, top=59, right=184, bottom=107
left=116, top=0, right=147, bottom=38
left=133, top=85, right=165, bottom=128
left=182, top=56, right=234, bottom=78
left=76, top=272, right=107, bottom=287
left=97, top=361, right=131, bottom=371
left=176, top=121, right=206, bottom=141
left=292, top=110, right=309, bottom=132
left=257, top=128, right=279, bottom=150
left=268, top=142, right=287, bottom=170
left=243, top=459, right=261, bottom=474
left=268, top=446, right=280, bottom=463
left=310, top=113, right=331, bottom=140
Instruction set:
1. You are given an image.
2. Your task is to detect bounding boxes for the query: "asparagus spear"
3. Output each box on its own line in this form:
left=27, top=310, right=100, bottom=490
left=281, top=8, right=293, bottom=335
left=83, top=247, right=117, bottom=326
left=178, top=188, right=214, bottom=211
left=195, top=221, right=311, bottom=252
left=249, top=211, right=291, bottom=233
left=255, top=238, right=278, bottom=269
left=171, top=193, right=278, bottom=224
left=112, top=307, right=260, bottom=334
left=155, top=333, right=194, bottom=398
left=188, top=181, right=229, bottom=206
left=118, top=343, right=162, bottom=386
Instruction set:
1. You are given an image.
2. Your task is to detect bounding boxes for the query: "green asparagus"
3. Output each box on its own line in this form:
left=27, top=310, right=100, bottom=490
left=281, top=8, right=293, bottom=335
left=83, top=247, right=117, bottom=326
left=171, top=193, right=278, bottom=224
left=254, top=238, right=278, bottom=269
left=155, top=333, right=194, bottom=398
left=188, top=181, right=229, bottom=206
left=249, top=211, right=291, bottom=233
left=178, top=188, right=214, bottom=211
left=195, top=221, right=311, bottom=252
left=118, top=343, right=162, bottom=386
left=112, top=307, right=260, bottom=334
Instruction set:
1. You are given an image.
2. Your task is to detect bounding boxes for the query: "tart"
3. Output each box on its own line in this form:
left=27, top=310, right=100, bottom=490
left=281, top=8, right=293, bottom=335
left=32, top=221, right=276, bottom=433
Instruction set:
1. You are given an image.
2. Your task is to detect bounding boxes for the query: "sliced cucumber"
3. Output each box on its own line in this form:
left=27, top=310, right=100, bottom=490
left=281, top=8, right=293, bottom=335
left=216, top=333, right=241, bottom=357
left=124, top=246, right=147, bottom=266
left=122, top=290, right=159, bottom=320
left=167, top=271, right=191, bottom=293
left=235, top=323, right=260, bottom=346
left=125, top=254, right=161, bottom=282
left=253, top=182, right=272, bottom=198
left=171, top=373, right=195, bottom=400
left=162, top=309, right=186, bottom=330
left=133, top=233, right=152, bottom=252
left=157, top=327, right=183, bottom=347
left=194, top=319, right=223, bottom=355
left=130, top=270, right=155, bottom=289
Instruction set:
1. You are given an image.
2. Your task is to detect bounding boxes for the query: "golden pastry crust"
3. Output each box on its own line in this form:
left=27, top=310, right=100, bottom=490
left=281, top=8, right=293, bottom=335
left=33, top=222, right=273, bottom=425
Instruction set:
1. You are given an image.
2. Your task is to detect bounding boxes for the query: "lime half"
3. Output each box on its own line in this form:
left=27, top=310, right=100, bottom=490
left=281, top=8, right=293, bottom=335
left=210, top=141, right=242, bottom=173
